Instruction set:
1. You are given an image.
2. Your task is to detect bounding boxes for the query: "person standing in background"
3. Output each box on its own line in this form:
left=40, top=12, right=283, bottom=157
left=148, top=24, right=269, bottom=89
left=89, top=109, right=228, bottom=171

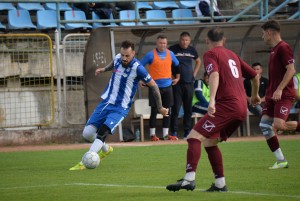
left=141, top=35, right=180, bottom=141
left=244, top=62, right=268, bottom=117
left=169, top=32, right=201, bottom=139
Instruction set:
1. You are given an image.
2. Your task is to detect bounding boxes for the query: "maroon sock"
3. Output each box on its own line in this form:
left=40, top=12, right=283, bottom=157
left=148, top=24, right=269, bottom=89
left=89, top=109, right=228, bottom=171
left=296, top=122, right=300, bottom=132
left=205, top=146, right=224, bottom=178
left=267, top=136, right=280, bottom=152
left=186, top=138, right=201, bottom=173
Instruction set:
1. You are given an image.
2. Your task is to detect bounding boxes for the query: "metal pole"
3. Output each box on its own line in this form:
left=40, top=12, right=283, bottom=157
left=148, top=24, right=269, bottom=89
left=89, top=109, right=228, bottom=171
left=55, top=30, right=63, bottom=127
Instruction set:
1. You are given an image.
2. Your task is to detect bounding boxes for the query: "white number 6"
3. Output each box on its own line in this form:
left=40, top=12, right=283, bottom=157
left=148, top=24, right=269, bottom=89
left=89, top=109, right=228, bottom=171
left=228, top=59, right=239, bottom=78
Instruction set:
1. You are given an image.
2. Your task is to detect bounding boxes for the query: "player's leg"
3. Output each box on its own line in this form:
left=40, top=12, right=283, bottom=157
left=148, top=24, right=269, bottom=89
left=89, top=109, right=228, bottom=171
left=93, top=105, right=127, bottom=159
left=69, top=103, right=105, bottom=171
left=285, top=120, right=299, bottom=131
left=259, top=116, right=288, bottom=169
left=166, top=129, right=206, bottom=192
left=166, top=112, right=227, bottom=192
left=203, top=119, right=241, bottom=192
left=204, top=139, right=227, bottom=192
left=260, top=99, right=293, bottom=169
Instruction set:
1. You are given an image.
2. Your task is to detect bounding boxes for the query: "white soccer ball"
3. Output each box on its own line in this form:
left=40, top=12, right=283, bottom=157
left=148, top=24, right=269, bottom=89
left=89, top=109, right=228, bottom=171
left=82, top=151, right=100, bottom=169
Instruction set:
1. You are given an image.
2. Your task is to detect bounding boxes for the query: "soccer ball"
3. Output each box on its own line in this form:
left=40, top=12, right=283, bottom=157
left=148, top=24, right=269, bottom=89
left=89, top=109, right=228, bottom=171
left=82, top=151, right=100, bottom=169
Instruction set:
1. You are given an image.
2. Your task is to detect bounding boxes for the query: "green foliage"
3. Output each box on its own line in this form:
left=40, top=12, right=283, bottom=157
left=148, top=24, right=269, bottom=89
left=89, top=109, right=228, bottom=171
left=0, top=140, right=300, bottom=201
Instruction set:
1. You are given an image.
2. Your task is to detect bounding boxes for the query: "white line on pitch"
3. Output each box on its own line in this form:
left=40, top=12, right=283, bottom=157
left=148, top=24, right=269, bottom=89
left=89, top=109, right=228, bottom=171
left=1, top=183, right=300, bottom=199
left=68, top=183, right=300, bottom=199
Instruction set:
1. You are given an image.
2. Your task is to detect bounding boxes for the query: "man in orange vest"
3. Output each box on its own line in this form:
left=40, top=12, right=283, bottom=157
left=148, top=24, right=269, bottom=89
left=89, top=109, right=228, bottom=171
left=141, top=35, right=180, bottom=141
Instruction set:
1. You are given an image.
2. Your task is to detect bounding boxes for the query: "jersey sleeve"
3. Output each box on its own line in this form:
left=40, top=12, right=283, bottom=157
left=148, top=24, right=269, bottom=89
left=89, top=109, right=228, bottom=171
left=239, top=58, right=257, bottom=79
left=279, top=44, right=295, bottom=67
left=170, top=51, right=180, bottom=67
left=137, top=64, right=152, bottom=84
left=140, top=51, right=154, bottom=66
left=203, top=51, right=218, bottom=75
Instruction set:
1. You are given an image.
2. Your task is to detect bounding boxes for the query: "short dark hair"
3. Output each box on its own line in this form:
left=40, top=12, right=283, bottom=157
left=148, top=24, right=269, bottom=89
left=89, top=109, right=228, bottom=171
left=207, top=27, right=224, bottom=42
left=121, top=40, right=135, bottom=50
left=251, top=62, right=262, bottom=68
left=261, top=20, right=280, bottom=32
left=180, top=31, right=191, bottom=38
left=157, top=35, right=167, bottom=40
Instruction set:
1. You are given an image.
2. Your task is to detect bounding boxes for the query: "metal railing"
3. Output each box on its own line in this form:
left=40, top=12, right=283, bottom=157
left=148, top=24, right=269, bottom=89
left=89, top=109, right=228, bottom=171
left=2, top=1, right=299, bottom=39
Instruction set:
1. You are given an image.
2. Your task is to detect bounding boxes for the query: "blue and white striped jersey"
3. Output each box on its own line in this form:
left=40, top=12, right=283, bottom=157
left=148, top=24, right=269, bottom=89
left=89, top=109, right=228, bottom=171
left=101, top=53, right=152, bottom=108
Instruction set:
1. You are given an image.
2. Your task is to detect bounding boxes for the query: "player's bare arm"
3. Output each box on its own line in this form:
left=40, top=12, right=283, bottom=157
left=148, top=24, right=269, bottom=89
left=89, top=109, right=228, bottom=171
left=207, top=72, right=219, bottom=117
left=147, top=80, right=169, bottom=116
left=250, top=74, right=261, bottom=106
left=95, top=60, right=114, bottom=76
left=272, top=64, right=296, bottom=101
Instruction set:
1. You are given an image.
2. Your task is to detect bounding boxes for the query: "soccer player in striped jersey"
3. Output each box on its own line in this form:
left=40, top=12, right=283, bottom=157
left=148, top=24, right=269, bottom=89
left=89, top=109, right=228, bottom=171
left=69, top=40, right=168, bottom=170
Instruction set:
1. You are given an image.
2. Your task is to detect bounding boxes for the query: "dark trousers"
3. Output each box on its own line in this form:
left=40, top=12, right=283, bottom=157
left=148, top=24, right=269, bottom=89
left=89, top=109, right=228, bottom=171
left=170, top=82, right=194, bottom=133
left=149, top=86, right=173, bottom=128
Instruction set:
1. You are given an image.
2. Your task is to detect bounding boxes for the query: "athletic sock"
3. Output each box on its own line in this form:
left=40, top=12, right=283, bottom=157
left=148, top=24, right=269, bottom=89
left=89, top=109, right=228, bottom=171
left=184, top=171, right=195, bottom=181
left=215, top=177, right=226, bottom=188
left=163, top=128, right=169, bottom=137
left=101, top=143, right=109, bottom=152
left=150, top=128, right=156, bottom=136
left=186, top=138, right=201, bottom=173
left=205, top=146, right=224, bottom=179
left=267, top=136, right=285, bottom=161
left=274, top=148, right=285, bottom=161
left=267, top=135, right=280, bottom=152
left=89, top=138, right=104, bottom=153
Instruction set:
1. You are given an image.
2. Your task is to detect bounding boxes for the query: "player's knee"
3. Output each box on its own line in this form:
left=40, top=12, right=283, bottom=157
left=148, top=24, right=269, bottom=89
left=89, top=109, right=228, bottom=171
left=187, top=129, right=206, bottom=142
left=259, top=119, right=274, bottom=139
left=82, top=125, right=97, bottom=142
left=96, top=124, right=111, bottom=142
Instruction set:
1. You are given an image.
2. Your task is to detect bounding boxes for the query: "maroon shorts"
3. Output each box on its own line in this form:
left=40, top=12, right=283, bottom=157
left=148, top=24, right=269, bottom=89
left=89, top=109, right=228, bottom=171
left=262, top=97, right=295, bottom=120
left=193, top=111, right=244, bottom=141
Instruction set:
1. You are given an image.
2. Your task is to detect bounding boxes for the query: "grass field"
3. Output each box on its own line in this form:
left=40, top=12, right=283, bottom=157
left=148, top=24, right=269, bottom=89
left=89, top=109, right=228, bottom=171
left=0, top=139, right=300, bottom=201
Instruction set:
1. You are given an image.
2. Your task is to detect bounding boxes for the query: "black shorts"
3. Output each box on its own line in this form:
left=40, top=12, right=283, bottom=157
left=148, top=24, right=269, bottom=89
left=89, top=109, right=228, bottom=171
left=148, top=85, right=173, bottom=108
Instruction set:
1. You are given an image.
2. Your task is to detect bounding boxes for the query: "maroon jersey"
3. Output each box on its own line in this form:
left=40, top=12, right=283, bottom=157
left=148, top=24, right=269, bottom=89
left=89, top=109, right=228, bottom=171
left=266, top=41, right=295, bottom=99
left=203, top=46, right=257, bottom=117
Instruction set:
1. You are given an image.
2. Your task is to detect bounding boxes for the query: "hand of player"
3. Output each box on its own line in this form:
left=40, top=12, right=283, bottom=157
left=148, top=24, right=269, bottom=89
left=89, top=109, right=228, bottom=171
left=158, top=107, right=169, bottom=117
left=139, top=81, right=147, bottom=88
left=95, top=68, right=105, bottom=76
left=250, top=95, right=261, bottom=106
left=207, top=100, right=216, bottom=117
left=272, top=89, right=282, bottom=101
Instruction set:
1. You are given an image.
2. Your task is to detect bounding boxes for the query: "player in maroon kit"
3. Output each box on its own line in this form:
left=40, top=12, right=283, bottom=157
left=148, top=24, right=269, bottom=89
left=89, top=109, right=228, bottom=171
left=259, top=20, right=296, bottom=169
left=166, top=27, right=260, bottom=192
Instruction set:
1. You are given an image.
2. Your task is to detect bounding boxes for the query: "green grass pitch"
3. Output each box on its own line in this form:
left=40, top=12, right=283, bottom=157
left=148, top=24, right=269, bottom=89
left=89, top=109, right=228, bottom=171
left=0, top=139, right=300, bottom=201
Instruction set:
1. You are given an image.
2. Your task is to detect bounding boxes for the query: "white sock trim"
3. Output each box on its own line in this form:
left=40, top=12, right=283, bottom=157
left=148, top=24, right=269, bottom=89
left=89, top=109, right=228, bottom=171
left=184, top=172, right=195, bottom=181
left=274, top=148, right=285, bottom=161
left=215, top=177, right=225, bottom=188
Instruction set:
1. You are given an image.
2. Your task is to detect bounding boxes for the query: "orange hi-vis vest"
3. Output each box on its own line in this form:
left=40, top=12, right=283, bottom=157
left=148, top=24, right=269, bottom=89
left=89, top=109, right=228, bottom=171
left=149, top=49, right=172, bottom=80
